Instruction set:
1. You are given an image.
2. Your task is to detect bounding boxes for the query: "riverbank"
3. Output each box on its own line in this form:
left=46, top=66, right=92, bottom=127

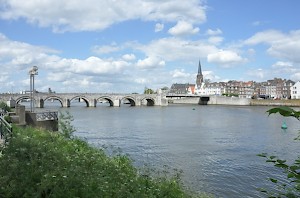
left=250, top=99, right=300, bottom=106
left=169, top=96, right=300, bottom=107
left=0, top=125, right=210, bottom=198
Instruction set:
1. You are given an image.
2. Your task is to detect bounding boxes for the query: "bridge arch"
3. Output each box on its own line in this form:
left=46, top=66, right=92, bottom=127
left=15, top=95, right=32, bottom=104
left=44, top=96, right=64, bottom=107
left=121, top=96, right=136, bottom=106
left=97, top=96, right=114, bottom=107
left=70, top=96, right=90, bottom=107
left=141, top=97, right=155, bottom=106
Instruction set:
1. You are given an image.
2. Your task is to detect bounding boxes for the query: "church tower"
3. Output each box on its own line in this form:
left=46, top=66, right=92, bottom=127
left=196, top=60, right=203, bottom=87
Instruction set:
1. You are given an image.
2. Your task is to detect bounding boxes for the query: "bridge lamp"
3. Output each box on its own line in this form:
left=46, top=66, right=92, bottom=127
left=29, top=66, right=38, bottom=112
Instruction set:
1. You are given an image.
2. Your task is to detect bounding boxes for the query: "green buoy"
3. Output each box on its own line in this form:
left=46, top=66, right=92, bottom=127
left=281, top=121, right=287, bottom=130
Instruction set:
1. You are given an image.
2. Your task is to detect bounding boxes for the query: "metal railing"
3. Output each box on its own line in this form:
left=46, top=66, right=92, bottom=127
left=36, top=111, right=58, bottom=121
left=0, top=115, right=12, bottom=142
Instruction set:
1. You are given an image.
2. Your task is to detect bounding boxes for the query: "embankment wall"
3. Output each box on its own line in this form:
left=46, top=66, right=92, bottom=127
left=169, top=96, right=300, bottom=106
left=208, top=96, right=250, bottom=105
left=169, top=96, right=251, bottom=105
left=250, top=99, right=300, bottom=107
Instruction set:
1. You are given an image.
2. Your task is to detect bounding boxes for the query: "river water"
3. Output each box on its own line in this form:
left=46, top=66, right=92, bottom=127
left=42, top=103, right=299, bottom=197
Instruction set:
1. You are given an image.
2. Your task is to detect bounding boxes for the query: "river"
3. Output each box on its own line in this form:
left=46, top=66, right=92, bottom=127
left=42, top=102, right=299, bottom=197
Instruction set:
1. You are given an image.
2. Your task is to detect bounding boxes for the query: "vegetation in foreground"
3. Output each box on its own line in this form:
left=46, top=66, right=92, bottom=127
left=0, top=113, right=209, bottom=198
left=258, top=107, right=300, bottom=198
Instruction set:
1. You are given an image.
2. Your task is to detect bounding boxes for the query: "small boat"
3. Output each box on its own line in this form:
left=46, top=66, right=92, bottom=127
left=281, top=121, right=288, bottom=130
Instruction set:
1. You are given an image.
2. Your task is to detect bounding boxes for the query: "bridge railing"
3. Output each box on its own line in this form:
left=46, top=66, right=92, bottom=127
left=36, top=111, right=58, bottom=121
left=0, top=115, right=12, bottom=143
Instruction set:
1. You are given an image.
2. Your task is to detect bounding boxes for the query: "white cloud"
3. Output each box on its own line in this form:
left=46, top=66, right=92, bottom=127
left=64, top=56, right=129, bottom=75
left=203, top=71, right=220, bottom=82
left=136, top=56, right=165, bottom=69
left=171, top=69, right=191, bottom=78
left=0, top=74, right=9, bottom=83
left=92, top=45, right=120, bottom=54
left=244, top=30, right=283, bottom=45
left=271, top=61, right=297, bottom=75
left=272, top=61, right=293, bottom=68
left=207, top=36, right=223, bottom=45
left=136, top=37, right=218, bottom=61
left=47, top=72, right=73, bottom=82
left=207, top=50, right=246, bottom=67
left=291, top=73, right=300, bottom=81
left=252, top=20, right=269, bottom=26
left=0, top=33, right=59, bottom=70
left=206, top=28, right=222, bottom=36
left=0, top=0, right=206, bottom=32
left=168, top=20, right=199, bottom=36
left=247, top=68, right=266, bottom=79
left=244, top=30, right=300, bottom=63
left=155, top=23, right=164, bottom=32
left=122, top=54, right=136, bottom=61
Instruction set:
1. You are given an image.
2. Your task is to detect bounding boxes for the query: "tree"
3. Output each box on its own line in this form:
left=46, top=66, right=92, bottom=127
left=258, top=106, right=300, bottom=197
left=0, top=102, right=11, bottom=113
left=144, top=87, right=155, bottom=94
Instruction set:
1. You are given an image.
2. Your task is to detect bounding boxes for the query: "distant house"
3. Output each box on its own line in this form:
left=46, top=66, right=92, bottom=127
left=169, top=83, right=195, bottom=94
left=283, top=80, right=295, bottom=99
left=291, top=81, right=300, bottom=99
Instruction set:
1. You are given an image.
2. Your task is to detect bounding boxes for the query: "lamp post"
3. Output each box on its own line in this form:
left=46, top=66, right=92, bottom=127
left=29, top=66, right=38, bottom=112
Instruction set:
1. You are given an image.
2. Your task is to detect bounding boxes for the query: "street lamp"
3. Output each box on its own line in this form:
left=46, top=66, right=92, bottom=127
left=29, top=66, right=38, bottom=112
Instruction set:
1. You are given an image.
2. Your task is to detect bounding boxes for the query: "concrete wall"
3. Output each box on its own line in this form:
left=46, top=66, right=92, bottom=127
left=250, top=99, right=300, bottom=106
left=208, top=95, right=251, bottom=105
left=26, top=112, right=58, bottom=131
left=169, top=97, right=200, bottom=104
left=169, top=95, right=251, bottom=106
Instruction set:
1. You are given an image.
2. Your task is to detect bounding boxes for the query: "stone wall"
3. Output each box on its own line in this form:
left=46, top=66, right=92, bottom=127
left=208, top=95, right=251, bottom=105
left=169, top=95, right=251, bottom=106
left=26, top=112, right=58, bottom=131
left=250, top=99, right=300, bottom=106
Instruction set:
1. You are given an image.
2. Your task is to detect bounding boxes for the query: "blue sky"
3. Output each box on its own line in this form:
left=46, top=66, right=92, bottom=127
left=0, top=0, right=299, bottom=93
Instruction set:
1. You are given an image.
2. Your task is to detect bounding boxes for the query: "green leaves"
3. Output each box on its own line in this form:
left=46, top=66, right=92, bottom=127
left=0, top=126, right=200, bottom=198
left=258, top=107, right=300, bottom=197
left=267, top=106, right=300, bottom=120
left=58, top=111, right=76, bottom=139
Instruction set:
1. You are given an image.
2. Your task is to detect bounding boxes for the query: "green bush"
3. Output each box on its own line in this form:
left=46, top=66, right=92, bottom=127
left=258, top=107, right=300, bottom=197
left=0, top=102, right=11, bottom=113
left=0, top=126, right=206, bottom=198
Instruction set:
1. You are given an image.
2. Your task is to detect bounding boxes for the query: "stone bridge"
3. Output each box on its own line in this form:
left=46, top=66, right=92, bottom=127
left=0, top=93, right=168, bottom=108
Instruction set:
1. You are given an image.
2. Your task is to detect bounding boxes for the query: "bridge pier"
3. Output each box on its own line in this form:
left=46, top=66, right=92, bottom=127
left=63, top=98, right=70, bottom=108
left=135, top=100, right=141, bottom=106
left=36, top=98, right=44, bottom=108
left=89, top=99, right=97, bottom=107
left=155, top=94, right=168, bottom=106
left=113, top=99, right=120, bottom=107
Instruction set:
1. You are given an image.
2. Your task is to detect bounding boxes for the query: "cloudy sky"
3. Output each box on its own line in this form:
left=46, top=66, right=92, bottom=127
left=0, top=0, right=299, bottom=93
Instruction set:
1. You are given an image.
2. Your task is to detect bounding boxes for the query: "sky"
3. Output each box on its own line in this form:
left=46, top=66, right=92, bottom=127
left=0, top=0, right=299, bottom=93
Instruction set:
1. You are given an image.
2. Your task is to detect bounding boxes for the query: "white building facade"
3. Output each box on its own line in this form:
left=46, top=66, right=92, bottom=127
left=291, top=81, right=300, bottom=99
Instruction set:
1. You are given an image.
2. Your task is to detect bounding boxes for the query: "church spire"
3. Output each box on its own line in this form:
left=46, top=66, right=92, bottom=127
left=196, top=60, right=203, bottom=87
left=198, top=60, right=202, bottom=75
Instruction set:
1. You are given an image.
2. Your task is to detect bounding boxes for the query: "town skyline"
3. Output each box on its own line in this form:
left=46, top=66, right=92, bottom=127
left=0, top=0, right=299, bottom=94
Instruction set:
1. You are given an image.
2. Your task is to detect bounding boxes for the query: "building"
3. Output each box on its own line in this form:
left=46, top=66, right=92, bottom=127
left=195, top=60, right=203, bottom=89
left=204, top=82, right=225, bottom=95
left=169, top=83, right=195, bottom=94
left=169, top=60, right=295, bottom=99
left=283, top=80, right=295, bottom=99
left=291, top=81, right=300, bottom=99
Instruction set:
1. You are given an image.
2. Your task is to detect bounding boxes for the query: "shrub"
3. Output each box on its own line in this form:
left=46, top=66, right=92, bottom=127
left=0, top=126, right=205, bottom=198
left=258, top=107, right=300, bottom=197
left=0, top=102, right=11, bottom=113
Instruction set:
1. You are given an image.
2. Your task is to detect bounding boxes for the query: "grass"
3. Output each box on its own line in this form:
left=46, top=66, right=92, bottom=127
left=0, top=126, right=211, bottom=198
